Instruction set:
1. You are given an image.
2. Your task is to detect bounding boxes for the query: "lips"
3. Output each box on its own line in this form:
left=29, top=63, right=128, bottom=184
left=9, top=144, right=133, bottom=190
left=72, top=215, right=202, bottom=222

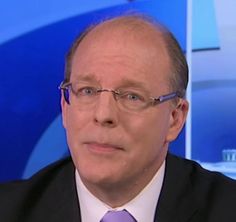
left=84, top=142, right=123, bottom=154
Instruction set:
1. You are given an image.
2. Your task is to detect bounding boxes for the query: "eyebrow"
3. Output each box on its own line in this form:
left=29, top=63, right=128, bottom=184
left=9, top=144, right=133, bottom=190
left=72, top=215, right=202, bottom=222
left=73, top=74, right=97, bottom=83
left=73, top=73, right=150, bottom=92
left=117, top=79, right=149, bottom=92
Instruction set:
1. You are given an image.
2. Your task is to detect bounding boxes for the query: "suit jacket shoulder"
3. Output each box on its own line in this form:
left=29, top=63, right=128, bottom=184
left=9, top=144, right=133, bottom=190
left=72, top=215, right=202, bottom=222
left=156, top=153, right=236, bottom=222
left=0, top=158, right=81, bottom=222
left=1, top=154, right=236, bottom=222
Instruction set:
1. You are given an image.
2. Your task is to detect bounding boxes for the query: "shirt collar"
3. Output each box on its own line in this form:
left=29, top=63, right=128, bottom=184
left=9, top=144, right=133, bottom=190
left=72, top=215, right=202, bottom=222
left=75, top=161, right=165, bottom=222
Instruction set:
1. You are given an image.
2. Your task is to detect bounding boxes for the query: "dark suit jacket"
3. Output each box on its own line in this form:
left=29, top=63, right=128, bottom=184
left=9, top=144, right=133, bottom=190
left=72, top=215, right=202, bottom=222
left=0, top=153, right=236, bottom=222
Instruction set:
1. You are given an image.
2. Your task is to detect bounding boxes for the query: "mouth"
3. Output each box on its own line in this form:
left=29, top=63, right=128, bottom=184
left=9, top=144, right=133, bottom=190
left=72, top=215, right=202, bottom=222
left=84, top=142, right=123, bottom=154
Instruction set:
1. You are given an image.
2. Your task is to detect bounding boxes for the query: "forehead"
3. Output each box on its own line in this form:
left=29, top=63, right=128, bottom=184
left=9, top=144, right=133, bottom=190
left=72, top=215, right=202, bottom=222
left=70, top=20, right=171, bottom=90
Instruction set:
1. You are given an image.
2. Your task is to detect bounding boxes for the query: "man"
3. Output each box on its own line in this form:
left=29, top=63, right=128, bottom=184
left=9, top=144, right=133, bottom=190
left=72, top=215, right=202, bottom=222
left=0, top=15, right=236, bottom=222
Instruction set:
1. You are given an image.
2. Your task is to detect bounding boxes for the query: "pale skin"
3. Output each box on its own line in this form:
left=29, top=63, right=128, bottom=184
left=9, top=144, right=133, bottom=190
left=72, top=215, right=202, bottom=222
left=61, top=19, right=189, bottom=207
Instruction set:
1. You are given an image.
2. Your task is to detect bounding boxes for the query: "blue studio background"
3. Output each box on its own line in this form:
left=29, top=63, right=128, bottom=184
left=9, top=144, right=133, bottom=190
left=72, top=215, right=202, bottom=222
left=0, top=0, right=187, bottom=182
left=1, top=0, right=235, bottom=182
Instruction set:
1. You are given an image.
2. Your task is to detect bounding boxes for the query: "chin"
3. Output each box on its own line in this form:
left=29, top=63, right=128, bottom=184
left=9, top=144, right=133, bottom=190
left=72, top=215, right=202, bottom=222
left=79, top=166, right=122, bottom=187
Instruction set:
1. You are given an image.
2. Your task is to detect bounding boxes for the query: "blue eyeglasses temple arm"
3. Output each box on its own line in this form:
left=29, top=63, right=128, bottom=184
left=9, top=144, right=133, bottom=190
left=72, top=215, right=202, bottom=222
left=155, top=92, right=180, bottom=103
left=63, top=89, right=70, bottom=104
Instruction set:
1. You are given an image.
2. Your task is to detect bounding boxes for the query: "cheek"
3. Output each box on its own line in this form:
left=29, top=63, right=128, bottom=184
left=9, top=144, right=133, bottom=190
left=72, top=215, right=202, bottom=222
left=123, top=111, right=170, bottom=150
left=65, top=107, right=88, bottom=128
left=63, top=108, right=90, bottom=146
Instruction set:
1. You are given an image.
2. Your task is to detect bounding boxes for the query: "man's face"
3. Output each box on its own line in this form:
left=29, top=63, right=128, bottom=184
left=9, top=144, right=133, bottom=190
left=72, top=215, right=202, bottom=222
left=61, top=26, right=187, bottom=193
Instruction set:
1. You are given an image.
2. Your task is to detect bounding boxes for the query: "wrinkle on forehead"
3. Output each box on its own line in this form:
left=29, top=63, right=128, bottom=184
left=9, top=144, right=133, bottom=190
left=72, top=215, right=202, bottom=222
left=71, top=16, right=172, bottom=91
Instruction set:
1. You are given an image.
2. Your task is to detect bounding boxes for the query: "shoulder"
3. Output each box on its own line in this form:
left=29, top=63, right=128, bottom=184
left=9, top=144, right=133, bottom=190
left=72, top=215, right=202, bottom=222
left=0, top=157, right=74, bottom=190
left=167, top=153, right=236, bottom=187
left=165, top=153, right=236, bottom=220
left=0, top=157, right=77, bottom=221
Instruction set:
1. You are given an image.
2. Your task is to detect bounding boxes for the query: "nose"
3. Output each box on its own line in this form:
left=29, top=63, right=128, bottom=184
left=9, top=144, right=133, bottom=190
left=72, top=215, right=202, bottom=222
left=93, top=91, right=119, bottom=127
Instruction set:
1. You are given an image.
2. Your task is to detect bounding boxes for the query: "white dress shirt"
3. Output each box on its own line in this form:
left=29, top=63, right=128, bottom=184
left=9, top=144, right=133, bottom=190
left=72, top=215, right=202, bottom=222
left=75, top=161, right=165, bottom=222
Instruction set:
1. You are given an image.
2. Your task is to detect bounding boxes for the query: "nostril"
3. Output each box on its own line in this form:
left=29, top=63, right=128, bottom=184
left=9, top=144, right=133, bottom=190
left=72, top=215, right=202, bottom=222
left=107, top=120, right=114, bottom=125
left=94, top=116, right=115, bottom=127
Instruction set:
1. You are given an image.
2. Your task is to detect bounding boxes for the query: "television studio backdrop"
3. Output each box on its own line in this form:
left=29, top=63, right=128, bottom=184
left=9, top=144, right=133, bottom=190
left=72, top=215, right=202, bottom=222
left=0, top=0, right=235, bottom=182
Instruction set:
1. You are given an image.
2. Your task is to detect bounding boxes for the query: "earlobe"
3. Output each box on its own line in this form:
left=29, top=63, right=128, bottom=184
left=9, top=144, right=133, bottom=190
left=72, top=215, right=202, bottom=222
left=165, top=100, right=189, bottom=142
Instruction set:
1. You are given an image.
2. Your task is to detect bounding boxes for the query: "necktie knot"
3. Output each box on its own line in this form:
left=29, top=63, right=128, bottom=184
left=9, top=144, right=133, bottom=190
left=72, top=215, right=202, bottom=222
left=100, top=209, right=137, bottom=222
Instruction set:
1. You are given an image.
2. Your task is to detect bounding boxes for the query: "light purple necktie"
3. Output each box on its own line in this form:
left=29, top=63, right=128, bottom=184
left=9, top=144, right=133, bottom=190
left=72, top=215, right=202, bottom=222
left=100, top=209, right=137, bottom=222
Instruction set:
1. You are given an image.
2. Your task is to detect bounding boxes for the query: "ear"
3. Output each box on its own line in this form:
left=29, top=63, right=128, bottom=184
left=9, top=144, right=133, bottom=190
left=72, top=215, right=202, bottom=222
left=165, top=99, right=189, bottom=142
left=61, top=91, right=68, bottom=129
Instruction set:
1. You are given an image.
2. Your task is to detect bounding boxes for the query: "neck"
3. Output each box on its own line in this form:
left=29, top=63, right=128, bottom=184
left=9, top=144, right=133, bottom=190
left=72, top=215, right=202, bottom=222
left=80, top=159, right=164, bottom=208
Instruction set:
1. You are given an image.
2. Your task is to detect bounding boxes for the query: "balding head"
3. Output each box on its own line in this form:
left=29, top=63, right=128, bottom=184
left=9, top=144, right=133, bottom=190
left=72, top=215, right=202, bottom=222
left=64, top=15, right=188, bottom=96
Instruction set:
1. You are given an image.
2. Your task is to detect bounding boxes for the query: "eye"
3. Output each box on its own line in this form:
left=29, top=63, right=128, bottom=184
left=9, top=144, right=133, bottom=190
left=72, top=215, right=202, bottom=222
left=77, top=86, right=97, bottom=96
left=122, top=92, right=145, bottom=102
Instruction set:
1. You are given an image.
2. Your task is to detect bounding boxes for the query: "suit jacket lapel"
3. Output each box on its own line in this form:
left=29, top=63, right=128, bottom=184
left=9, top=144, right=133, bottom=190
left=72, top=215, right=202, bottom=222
left=154, top=153, right=199, bottom=222
left=40, top=159, right=81, bottom=222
